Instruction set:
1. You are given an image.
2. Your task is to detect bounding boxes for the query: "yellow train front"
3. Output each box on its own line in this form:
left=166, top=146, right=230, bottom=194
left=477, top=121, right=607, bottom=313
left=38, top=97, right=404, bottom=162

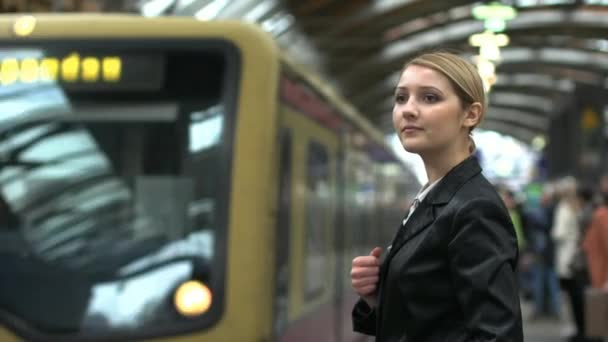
left=0, top=15, right=419, bottom=341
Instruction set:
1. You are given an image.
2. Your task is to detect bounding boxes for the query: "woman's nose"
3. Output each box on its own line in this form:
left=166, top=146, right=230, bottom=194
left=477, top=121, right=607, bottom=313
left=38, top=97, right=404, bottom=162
left=400, top=98, right=417, bottom=118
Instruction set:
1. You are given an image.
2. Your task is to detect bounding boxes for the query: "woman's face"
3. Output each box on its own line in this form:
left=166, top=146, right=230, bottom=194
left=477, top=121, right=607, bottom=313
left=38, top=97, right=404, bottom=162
left=392, top=64, right=474, bottom=155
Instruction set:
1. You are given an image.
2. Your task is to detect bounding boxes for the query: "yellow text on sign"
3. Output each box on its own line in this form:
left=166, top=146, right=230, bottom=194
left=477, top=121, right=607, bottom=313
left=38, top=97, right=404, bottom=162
left=0, top=54, right=122, bottom=86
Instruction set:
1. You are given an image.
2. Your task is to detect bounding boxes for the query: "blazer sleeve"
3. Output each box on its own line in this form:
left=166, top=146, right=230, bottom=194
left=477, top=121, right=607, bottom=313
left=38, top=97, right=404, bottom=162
left=352, top=298, right=376, bottom=336
left=448, top=198, right=524, bottom=342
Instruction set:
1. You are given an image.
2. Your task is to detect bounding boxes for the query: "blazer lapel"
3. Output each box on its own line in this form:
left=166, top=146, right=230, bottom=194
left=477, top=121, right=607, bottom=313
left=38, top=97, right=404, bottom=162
left=382, top=156, right=482, bottom=267
left=386, top=200, right=435, bottom=261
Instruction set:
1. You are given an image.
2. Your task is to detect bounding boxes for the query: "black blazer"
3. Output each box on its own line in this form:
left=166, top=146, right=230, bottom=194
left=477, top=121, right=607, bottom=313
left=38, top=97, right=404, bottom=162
left=352, top=156, right=523, bottom=342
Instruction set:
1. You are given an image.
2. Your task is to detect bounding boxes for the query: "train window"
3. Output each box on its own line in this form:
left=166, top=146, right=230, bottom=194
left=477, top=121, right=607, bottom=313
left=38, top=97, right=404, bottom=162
left=0, top=41, right=238, bottom=340
left=304, top=140, right=331, bottom=299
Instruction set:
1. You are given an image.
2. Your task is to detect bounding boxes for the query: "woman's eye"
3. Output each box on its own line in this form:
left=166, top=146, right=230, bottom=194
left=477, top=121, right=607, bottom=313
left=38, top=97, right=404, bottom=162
left=423, top=94, right=439, bottom=103
left=395, top=94, right=407, bottom=103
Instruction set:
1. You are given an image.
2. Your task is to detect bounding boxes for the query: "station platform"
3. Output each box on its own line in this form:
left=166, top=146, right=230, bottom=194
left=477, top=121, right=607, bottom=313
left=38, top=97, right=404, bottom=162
left=522, top=295, right=581, bottom=342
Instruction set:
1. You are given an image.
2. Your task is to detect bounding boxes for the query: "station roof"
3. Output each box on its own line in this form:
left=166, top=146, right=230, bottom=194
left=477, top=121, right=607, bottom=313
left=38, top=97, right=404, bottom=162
left=281, top=0, right=608, bottom=143
left=21, top=0, right=608, bottom=143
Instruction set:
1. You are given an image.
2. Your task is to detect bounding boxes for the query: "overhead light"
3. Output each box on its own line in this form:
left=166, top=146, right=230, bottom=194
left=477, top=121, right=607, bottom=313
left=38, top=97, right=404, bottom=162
left=195, top=0, right=230, bottom=20
left=469, top=31, right=509, bottom=47
left=175, top=0, right=197, bottom=11
left=472, top=2, right=517, bottom=20
left=469, top=31, right=510, bottom=61
left=243, top=0, right=275, bottom=22
left=261, top=12, right=294, bottom=36
left=473, top=56, right=497, bottom=92
left=141, top=0, right=175, bottom=17
left=476, top=57, right=496, bottom=76
left=485, top=18, right=506, bottom=32
left=531, top=135, right=546, bottom=151
left=472, top=2, right=517, bottom=32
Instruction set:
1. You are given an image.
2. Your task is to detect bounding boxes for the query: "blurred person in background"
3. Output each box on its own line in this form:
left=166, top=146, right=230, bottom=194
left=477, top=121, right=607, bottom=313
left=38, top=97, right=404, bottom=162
left=595, top=174, right=608, bottom=206
left=498, top=186, right=534, bottom=300
left=499, top=187, right=527, bottom=251
left=573, top=183, right=601, bottom=342
left=574, top=184, right=594, bottom=283
left=553, top=177, right=586, bottom=342
left=526, top=182, right=562, bottom=321
left=584, top=177, right=608, bottom=291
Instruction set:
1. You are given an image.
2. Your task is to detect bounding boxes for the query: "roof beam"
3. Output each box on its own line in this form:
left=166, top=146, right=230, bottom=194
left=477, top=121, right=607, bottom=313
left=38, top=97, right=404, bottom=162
left=319, top=0, right=478, bottom=43
left=333, top=10, right=608, bottom=85
left=345, top=46, right=607, bottom=102
left=320, top=5, right=597, bottom=57
left=490, top=92, right=555, bottom=116
left=352, top=71, right=575, bottom=112
left=485, top=107, right=550, bottom=131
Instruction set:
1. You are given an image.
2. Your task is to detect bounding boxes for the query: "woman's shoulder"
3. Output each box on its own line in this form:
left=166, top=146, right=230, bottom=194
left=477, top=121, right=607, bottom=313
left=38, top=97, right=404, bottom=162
left=435, top=174, right=510, bottom=227
left=444, top=176, right=518, bottom=247
left=450, top=172, right=503, bottom=205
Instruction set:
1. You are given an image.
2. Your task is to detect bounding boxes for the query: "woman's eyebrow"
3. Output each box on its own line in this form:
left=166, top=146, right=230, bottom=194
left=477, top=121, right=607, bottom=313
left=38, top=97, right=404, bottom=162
left=419, top=86, right=444, bottom=96
left=395, top=85, right=444, bottom=96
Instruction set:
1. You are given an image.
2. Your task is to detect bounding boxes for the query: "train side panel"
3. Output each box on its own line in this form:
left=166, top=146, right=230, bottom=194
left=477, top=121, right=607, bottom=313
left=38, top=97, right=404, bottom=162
left=274, top=72, right=340, bottom=342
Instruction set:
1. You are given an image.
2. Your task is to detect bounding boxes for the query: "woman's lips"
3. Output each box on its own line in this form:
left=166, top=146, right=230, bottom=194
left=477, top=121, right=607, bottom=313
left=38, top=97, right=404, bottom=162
left=402, top=126, right=423, bottom=134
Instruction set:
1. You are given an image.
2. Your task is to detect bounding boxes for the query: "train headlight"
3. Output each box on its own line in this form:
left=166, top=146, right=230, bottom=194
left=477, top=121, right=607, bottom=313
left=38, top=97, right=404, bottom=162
left=14, top=16, right=36, bottom=37
left=174, top=280, right=212, bottom=317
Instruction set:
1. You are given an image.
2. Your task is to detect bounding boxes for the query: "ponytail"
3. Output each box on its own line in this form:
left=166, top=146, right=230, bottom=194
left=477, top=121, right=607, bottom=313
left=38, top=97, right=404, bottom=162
left=468, top=134, right=476, bottom=154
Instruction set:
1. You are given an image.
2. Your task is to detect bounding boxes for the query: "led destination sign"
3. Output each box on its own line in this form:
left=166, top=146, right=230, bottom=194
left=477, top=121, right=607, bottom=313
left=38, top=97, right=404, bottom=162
left=0, top=53, right=121, bottom=85
left=0, top=50, right=164, bottom=91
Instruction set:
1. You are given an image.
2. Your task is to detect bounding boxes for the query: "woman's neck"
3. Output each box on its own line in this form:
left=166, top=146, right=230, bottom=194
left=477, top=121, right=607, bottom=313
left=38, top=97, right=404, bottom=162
left=420, top=146, right=471, bottom=184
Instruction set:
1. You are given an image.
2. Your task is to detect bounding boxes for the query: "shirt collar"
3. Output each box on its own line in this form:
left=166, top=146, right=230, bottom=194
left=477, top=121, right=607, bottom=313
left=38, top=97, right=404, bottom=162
left=416, top=177, right=443, bottom=203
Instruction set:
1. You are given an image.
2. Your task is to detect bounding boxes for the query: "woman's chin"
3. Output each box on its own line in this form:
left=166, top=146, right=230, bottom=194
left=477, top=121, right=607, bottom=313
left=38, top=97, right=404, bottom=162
left=402, top=141, right=424, bottom=154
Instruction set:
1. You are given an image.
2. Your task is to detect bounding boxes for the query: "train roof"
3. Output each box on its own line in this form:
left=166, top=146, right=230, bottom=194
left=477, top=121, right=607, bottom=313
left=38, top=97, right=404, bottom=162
left=279, top=51, right=401, bottom=164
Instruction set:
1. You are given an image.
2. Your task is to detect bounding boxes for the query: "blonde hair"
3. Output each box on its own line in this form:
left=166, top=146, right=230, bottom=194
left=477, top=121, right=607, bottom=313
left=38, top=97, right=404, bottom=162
left=404, top=52, right=486, bottom=153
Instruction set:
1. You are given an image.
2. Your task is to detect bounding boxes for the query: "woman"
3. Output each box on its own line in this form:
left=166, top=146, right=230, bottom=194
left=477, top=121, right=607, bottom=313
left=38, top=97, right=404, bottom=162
left=553, top=177, right=587, bottom=341
left=350, top=52, right=523, bottom=341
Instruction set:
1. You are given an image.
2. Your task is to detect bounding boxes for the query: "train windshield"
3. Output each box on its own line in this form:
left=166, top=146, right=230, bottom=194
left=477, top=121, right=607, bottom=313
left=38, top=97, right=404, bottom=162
left=0, top=42, right=238, bottom=340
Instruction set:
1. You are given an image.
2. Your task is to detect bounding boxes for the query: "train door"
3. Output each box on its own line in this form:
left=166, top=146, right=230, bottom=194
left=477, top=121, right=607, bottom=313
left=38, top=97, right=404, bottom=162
left=274, top=75, right=340, bottom=342
left=339, top=147, right=378, bottom=342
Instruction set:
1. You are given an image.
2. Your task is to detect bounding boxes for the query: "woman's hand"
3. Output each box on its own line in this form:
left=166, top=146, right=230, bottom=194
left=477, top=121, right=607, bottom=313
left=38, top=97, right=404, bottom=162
left=351, top=247, right=383, bottom=307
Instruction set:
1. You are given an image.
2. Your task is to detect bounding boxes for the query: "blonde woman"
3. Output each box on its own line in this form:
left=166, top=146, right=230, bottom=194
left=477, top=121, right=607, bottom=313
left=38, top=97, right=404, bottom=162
left=349, top=52, right=523, bottom=341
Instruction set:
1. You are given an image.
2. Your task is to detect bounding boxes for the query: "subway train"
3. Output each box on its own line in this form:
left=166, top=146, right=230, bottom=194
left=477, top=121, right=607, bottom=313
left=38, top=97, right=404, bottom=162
left=0, top=15, right=420, bottom=341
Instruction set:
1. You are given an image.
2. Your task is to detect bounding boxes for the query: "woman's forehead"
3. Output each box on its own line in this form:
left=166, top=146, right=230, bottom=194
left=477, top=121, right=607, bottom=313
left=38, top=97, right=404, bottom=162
left=398, top=64, right=452, bottom=89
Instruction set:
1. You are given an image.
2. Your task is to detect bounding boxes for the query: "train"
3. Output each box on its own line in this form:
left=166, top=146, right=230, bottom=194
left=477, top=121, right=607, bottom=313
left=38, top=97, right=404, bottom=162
left=0, top=15, right=420, bottom=341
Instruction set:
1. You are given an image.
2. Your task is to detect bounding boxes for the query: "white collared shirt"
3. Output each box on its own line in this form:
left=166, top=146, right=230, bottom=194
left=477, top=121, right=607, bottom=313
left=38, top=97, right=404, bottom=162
left=402, top=177, right=443, bottom=226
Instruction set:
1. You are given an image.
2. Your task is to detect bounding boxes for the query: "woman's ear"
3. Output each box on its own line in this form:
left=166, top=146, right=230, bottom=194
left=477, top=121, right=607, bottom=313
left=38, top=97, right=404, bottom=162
left=463, top=102, right=482, bottom=129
